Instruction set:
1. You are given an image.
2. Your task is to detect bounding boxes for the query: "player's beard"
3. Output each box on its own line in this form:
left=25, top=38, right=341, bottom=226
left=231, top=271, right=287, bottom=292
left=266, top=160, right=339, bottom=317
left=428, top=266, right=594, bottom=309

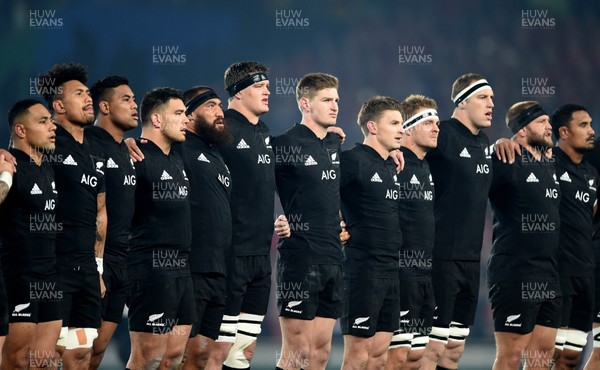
left=194, top=116, right=234, bottom=145
left=527, top=134, right=552, bottom=152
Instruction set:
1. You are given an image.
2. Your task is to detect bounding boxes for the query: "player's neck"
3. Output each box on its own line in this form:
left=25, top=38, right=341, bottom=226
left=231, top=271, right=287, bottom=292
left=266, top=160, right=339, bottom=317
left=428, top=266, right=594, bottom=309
left=95, top=117, right=125, bottom=143
left=452, top=112, right=480, bottom=135
left=229, top=103, right=260, bottom=125
left=363, top=137, right=390, bottom=160
left=141, top=128, right=172, bottom=155
left=13, top=141, right=42, bottom=166
left=403, top=141, right=427, bottom=160
left=301, top=119, right=328, bottom=139
left=54, top=117, right=85, bottom=143
left=557, top=141, right=583, bottom=164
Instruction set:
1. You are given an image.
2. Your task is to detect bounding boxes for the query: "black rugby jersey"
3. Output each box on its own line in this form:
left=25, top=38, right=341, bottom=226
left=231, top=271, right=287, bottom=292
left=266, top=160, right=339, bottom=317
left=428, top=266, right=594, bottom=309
left=128, top=139, right=191, bottom=278
left=488, top=147, right=560, bottom=282
left=0, top=148, right=57, bottom=278
left=426, top=118, right=492, bottom=261
left=217, top=109, right=275, bottom=257
left=340, top=144, right=402, bottom=278
left=85, top=125, right=136, bottom=268
left=273, top=124, right=342, bottom=265
left=397, top=147, right=435, bottom=280
left=554, top=147, right=598, bottom=277
left=53, top=124, right=105, bottom=270
left=176, top=131, right=231, bottom=275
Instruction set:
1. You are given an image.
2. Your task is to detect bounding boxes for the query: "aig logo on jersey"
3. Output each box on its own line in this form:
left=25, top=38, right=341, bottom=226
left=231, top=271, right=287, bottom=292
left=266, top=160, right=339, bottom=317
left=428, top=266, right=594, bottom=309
left=81, top=174, right=98, bottom=187
left=321, top=169, right=337, bottom=180
left=218, top=173, right=230, bottom=187
left=386, top=188, right=399, bottom=200
left=257, top=153, right=271, bottom=164
left=476, top=163, right=489, bottom=174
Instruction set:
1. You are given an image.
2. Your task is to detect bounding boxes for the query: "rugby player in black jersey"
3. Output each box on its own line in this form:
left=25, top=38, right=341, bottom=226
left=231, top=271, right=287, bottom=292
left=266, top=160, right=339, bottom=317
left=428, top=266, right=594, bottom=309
left=175, top=86, right=233, bottom=370
left=582, top=107, right=600, bottom=370
left=38, top=63, right=107, bottom=369
left=86, top=76, right=138, bottom=370
left=272, top=73, right=343, bottom=370
left=547, top=104, right=597, bottom=370
left=0, top=99, right=60, bottom=369
left=126, top=88, right=193, bottom=369
left=202, top=61, right=275, bottom=370
left=386, top=95, right=439, bottom=370
left=488, top=101, right=560, bottom=370
left=340, top=96, right=404, bottom=370
left=421, top=74, right=494, bottom=370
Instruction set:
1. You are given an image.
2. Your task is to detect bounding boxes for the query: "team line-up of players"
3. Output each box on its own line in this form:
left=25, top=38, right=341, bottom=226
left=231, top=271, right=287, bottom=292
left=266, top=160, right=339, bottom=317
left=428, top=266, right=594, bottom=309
left=0, top=61, right=597, bottom=370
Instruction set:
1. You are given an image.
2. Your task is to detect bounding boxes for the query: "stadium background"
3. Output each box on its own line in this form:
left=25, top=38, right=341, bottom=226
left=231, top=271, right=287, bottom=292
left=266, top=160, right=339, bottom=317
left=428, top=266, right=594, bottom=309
left=1, top=0, right=599, bottom=368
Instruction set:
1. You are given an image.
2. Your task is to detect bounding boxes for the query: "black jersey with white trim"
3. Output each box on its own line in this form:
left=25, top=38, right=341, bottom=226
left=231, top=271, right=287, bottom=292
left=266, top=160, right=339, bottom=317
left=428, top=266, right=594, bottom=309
left=397, top=147, right=435, bottom=280
left=217, top=109, right=275, bottom=257
left=340, top=144, right=402, bottom=278
left=273, top=124, right=342, bottom=265
left=53, top=124, right=105, bottom=270
left=85, top=126, right=136, bottom=268
left=176, top=131, right=231, bottom=275
left=128, top=139, right=191, bottom=278
left=487, top=147, right=560, bottom=283
left=426, top=118, right=492, bottom=261
left=0, top=148, right=57, bottom=278
left=554, top=147, right=598, bottom=277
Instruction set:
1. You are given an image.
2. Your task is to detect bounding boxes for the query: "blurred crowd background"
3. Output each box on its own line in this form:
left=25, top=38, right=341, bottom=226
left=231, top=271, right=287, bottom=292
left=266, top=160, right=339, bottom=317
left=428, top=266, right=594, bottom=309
left=0, top=0, right=598, bottom=368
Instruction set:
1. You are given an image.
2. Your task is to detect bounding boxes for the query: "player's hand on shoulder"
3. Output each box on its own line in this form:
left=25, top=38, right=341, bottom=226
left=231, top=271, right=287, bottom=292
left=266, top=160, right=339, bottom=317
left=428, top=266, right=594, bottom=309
left=389, top=149, right=405, bottom=173
left=0, top=154, right=16, bottom=175
left=274, top=214, right=291, bottom=238
left=125, top=137, right=147, bottom=162
left=494, top=138, right=521, bottom=164
left=327, top=126, right=346, bottom=144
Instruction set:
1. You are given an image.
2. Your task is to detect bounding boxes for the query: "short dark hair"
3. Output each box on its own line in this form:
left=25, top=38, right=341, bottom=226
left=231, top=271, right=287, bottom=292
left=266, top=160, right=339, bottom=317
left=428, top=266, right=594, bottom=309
left=296, top=73, right=338, bottom=101
left=551, top=104, right=589, bottom=140
left=183, top=85, right=213, bottom=104
left=8, top=99, right=45, bottom=130
left=357, top=96, right=402, bottom=136
left=90, top=75, right=130, bottom=117
left=38, top=62, right=88, bottom=108
left=140, top=87, right=184, bottom=125
left=224, top=61, right=268, bottom=92
left=450, top=73, right=485, bottom=101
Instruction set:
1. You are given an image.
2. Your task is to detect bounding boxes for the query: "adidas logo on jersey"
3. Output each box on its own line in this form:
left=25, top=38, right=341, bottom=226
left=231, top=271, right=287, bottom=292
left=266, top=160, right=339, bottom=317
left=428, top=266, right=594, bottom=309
left=197, top=153, right=210, bottom=163
left=236, top=139, right=250, bottom=149
left=160, top=170, right=173, bottom=180
left=560, top=171, right=572, bottom=182
left=63, top=155, right=77, bottom=166
left=106, top=158, right=119, bottom=168
left=410, top=175, right=420, bottom=185
left=459, top=148, right=471, bottom=158
left=30, top=183, right=42, bottom=195
left=371, top=172, right=383, bottom=183
left=526, top=173, right=539, bottom=183
left=304, top=155, right=318, bottom=166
